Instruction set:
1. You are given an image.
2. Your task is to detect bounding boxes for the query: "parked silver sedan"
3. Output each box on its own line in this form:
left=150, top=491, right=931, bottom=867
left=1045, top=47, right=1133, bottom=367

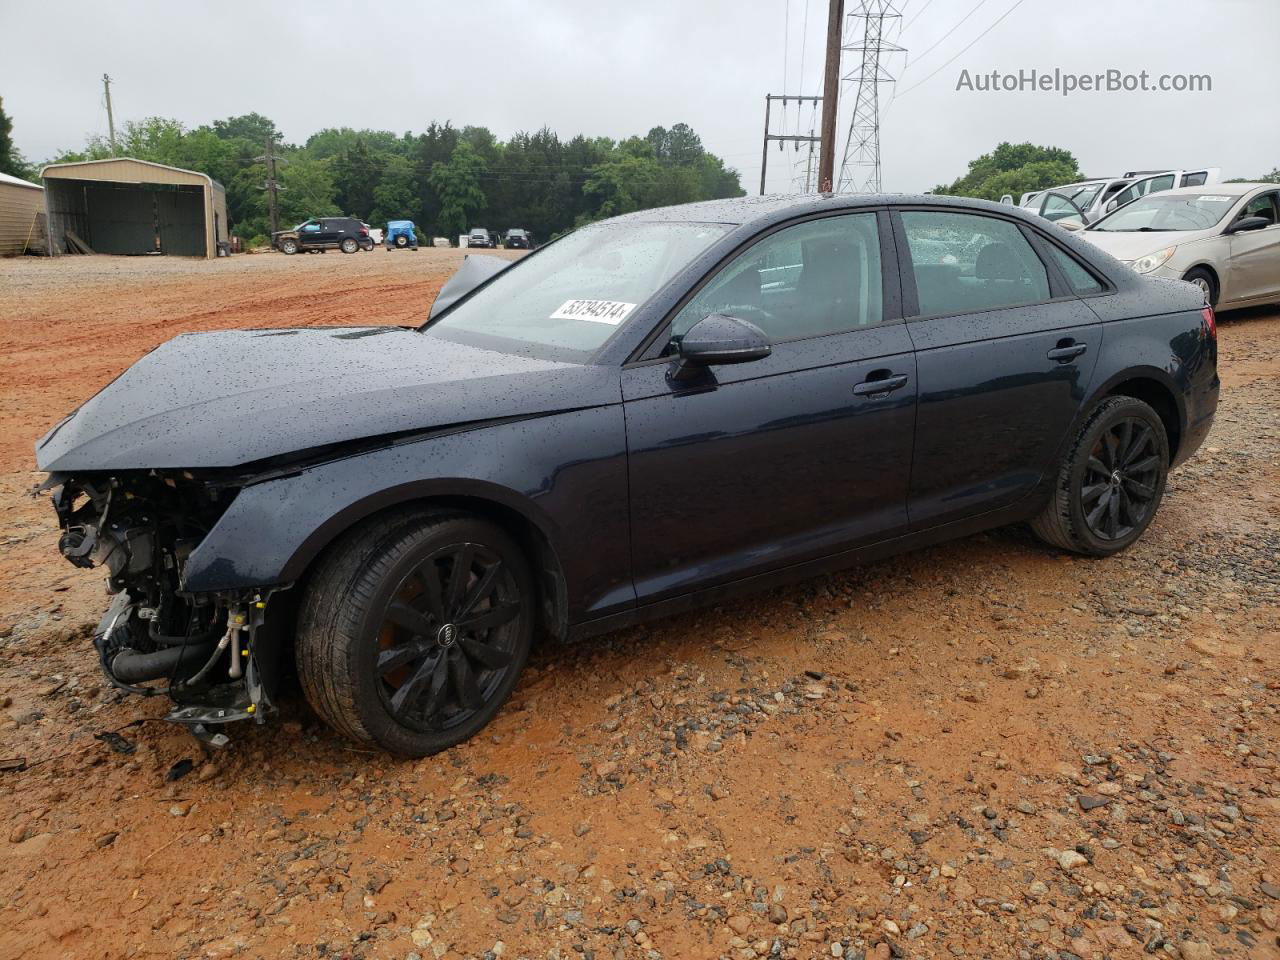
left=1080, top=182, right=1280, bottom=308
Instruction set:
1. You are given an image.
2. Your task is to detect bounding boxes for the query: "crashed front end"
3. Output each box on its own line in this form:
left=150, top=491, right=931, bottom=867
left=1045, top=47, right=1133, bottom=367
left=46, top=469, right=279, bottom=743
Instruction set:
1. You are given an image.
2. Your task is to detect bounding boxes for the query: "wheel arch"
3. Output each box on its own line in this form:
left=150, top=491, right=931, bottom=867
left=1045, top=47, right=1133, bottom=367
left=1090, top=369, right=1184, bottom=461
left=281, top=482, right=570, bottom=644
left=1180, top=262, right=1220, bottom=299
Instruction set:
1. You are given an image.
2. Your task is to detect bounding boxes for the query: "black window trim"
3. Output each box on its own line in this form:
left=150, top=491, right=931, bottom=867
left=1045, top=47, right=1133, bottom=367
left=626, top=207, right=902, bottom=367
left=890, top=205, right=1111, bottom=323
left=1231, top=188, right=1280, bottom=228
left=1023, top=228, right=1115, bottom=300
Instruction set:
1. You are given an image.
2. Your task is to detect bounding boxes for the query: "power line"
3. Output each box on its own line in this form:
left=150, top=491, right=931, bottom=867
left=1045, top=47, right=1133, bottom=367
left=901, top=0, right=936, bottom=31
left=906, top=0, right=992, bottom=67
left=895, top=0, right=1029, bottom=97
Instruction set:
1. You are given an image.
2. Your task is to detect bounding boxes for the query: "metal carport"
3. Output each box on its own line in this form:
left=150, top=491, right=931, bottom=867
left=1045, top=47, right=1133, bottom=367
left=41, top=157, right=228, bottom=259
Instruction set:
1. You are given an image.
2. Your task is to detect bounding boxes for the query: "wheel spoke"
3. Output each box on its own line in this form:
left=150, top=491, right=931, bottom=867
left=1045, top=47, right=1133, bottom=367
left=1116, top=421, right=1133, bottom=467
left=385, top=601, right=434, bottom=639
left=388, top=651, right=443, bottom=717
left=444, top=544, right=475, bottom=616
left=449, top=651, right=485, bottom=711
left=1086, top=456, right=1110, bottom=479
left=415, top=563, right=446, bottom=621
left=1121, top=427, right=1151, bottom=468
left=1123, top=476, right=1155, bottom=501
left=1081, top=482, right=1109, bottom=504
left=1085, top=492, right=1110, bottom=532
left=456, top=560, right=503, bottom=620
left=1102, top=431, right=1120, bottom=470
left=1107, top=487, right=1121, bottom=538
left=1128, top=455, right=1160, bottom=475
left=457, top=601, right=520, bottom=632
left=459, top=635, right=514, bottom=669
left=377, top=643, right=423, bottom=676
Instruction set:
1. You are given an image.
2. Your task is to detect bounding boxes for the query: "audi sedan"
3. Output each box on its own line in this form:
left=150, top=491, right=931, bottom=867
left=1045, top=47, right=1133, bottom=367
left=37, top=193, right=1218, bottom=756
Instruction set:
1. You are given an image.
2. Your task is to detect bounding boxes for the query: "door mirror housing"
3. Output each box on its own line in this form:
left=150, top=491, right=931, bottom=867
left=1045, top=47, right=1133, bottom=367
left=670, top=314, right=772, bottom=381
left=1225, top=215, right=1270, bottom=235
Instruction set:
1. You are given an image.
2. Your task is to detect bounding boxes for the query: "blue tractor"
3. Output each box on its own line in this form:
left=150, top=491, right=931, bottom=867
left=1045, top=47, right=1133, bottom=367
left=384, top=220, right=419, bottom=251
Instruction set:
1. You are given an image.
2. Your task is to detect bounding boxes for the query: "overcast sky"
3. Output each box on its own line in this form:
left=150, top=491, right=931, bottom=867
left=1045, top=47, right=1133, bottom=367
left=2, top=0, right=1276, bottom=194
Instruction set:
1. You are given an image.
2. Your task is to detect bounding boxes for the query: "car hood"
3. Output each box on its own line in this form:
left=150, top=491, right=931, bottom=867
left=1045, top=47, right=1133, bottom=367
left=36, top=327, right=618, bottom=471
left=1081, top=229, right=1211, bottom=260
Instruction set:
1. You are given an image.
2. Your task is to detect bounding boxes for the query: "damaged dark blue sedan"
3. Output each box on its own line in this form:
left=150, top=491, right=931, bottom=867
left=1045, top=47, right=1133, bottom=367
left=37, top=194, right=1219, bottom=755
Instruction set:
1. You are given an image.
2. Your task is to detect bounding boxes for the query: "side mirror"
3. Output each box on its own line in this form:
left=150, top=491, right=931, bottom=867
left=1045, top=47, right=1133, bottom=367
left=1225, top=215, right=1270, bottom=235
left=670, top=314, right=772, bottom=382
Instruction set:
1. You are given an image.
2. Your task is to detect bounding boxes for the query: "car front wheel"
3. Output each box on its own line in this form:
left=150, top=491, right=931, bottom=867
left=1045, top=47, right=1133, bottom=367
left=1182, top=267, right=1218, bottom=307
left=296, top=513, right=533, bottom=756
left=1031, top=396, right=1169, bottom=556
left=280, top=238, right=298, bottom=255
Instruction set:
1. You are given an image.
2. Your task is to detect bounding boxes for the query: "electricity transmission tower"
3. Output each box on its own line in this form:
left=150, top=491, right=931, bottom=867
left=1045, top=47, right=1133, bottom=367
left=837, top=0, right=905, bottom=193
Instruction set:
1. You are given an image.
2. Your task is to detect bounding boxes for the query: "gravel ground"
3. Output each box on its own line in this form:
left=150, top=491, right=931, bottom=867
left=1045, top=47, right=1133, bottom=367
left=0, top=255, right=1276, bottom=960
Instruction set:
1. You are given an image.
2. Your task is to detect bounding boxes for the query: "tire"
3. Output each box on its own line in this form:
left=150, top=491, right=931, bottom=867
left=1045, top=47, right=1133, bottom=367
left=296, top=513, right=534, bottom=756
left=1183, top=267, right=1218, bottom=307
left=280, top=238, right=298, bottom=255
left=394, top=235, right=409, bottom=249
left=340, top=238, right=359, bottom=254
left=1031, top=396, right=1169, bottom=556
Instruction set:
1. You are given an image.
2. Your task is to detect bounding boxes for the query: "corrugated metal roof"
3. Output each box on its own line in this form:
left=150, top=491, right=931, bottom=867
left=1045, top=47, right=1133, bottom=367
left=41, top=157, right=220, bottom=190
left=0, top=171, right=43, bottom=190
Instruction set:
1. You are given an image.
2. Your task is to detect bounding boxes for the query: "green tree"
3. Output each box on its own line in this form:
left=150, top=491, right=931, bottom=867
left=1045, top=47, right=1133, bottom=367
left=332, top=138, right=384, bottom=218
left=370, top=154, right=419, bottom=225
left=933, top=141, right=1082, bottom=200
left=278, top=153, right=340, bottom=225
left=0, top=96, right=34, bottom=180
left=429, top=141, right=487, bottom=238
left=1227, top=168, right=1280, bottom=184
left=582, top=149, right=662, bottom=220
left=213, top=113, right=280, bottom=145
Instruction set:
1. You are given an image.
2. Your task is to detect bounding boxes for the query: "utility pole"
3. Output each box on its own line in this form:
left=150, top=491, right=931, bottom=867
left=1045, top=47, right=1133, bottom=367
left=102, top=74, right=117, bottom=155
left=758, top=95, right=823, bottom=195
left=816, top=0, right=845, bottom=193
left=838, top=1, right=905, bottom=193
left=258, top=135, right=282, bottom=235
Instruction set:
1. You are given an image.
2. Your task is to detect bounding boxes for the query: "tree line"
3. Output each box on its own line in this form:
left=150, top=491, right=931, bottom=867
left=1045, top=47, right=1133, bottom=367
left=8, top=106, right=743, bottom=245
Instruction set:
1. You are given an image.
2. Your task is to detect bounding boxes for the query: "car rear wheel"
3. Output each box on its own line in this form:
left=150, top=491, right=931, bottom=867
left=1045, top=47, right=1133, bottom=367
left=394, top=235, right=409, bottom=248
left=296, top=513, right=533, bottom=756
left=340, top=238, right=359, bottom=254
left=1182, top=267, right=1218, bottom=307
left=1031, top=396, right=1169, bottom=556
left=280, top=238, right=298, bottom=255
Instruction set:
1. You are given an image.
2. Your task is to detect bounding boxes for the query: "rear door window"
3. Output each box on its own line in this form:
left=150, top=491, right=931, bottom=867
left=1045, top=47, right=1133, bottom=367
left=900, top=211, right=1051, bottom=316
left=1042, top=244, right=1103, bottom=295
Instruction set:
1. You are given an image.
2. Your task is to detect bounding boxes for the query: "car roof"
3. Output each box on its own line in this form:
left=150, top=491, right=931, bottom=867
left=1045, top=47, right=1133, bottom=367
left=1158, top=182, right=1271, bottom=197
left=609, top=192, right=1041, bottom=229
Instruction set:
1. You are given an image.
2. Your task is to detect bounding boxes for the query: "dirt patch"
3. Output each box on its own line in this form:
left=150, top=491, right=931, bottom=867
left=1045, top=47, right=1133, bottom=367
left=0, top=255, right=1277, bottom=960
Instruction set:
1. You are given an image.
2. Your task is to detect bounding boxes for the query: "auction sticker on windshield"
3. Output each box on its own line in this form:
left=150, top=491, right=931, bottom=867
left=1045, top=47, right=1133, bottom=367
left=550, top=299, right=637, bottom=324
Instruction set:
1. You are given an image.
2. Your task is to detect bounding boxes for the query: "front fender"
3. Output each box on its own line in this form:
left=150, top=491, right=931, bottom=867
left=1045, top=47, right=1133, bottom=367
left=181, top=406, right=633, bottom=623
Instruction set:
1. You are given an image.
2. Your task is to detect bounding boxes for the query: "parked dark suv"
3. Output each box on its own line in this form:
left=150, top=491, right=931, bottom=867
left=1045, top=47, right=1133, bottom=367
left=274, top=217, right=371, bottom=255
left=504, top=228, right=533, bottom=249
left=37, top=193, right=1218, bottom=757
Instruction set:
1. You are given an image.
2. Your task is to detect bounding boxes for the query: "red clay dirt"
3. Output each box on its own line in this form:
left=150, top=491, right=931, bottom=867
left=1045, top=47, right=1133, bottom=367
left=0, top=253, right=1277, bottom=960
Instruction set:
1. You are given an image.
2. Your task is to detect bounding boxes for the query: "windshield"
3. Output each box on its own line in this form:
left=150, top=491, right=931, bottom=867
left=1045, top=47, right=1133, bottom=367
left=1064, top=183, right=1105, bottom=209
left=425, top=220, right=732, bottom=361
left=1090, top=193, right=1238, bottom=232
left=470, top=229, right=488, bottom=236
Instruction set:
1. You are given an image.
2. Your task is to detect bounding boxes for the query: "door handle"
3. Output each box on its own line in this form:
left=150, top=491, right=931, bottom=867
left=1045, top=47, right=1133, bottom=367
left=852, top=372, right=909, bottom=397
left=1047, top=342, right=1088, bottom=363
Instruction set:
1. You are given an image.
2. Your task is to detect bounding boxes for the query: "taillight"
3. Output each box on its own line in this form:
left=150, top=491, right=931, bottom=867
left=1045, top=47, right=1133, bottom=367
left=359, top=227, right=369, bottom=236
left=1201, top=305, right=1216, bottom=339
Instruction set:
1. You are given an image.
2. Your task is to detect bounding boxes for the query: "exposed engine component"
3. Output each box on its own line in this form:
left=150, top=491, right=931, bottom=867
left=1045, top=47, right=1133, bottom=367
left=47, top=471, right=279, bottom=739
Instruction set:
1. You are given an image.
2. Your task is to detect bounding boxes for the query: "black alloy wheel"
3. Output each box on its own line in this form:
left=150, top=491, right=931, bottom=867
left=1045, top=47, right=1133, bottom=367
left=296, top=513, right=533, bottom=756
left=1079, top=417, right=1161, bottom=542
left=373, top=542, right=521, bottom=732
left=1031, top=395, right=1169, bottom=556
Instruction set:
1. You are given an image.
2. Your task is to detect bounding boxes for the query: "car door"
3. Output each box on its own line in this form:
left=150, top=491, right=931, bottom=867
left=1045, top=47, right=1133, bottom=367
left=893, top=208, right=1103, bottom=529
left=1103, top=173, right=1178, bottom=217
left=623, top=211, right=917, bottom=604
left=1225, top=190, right=1280, bottom=303
left=299, top=219, right=323, bottom=247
